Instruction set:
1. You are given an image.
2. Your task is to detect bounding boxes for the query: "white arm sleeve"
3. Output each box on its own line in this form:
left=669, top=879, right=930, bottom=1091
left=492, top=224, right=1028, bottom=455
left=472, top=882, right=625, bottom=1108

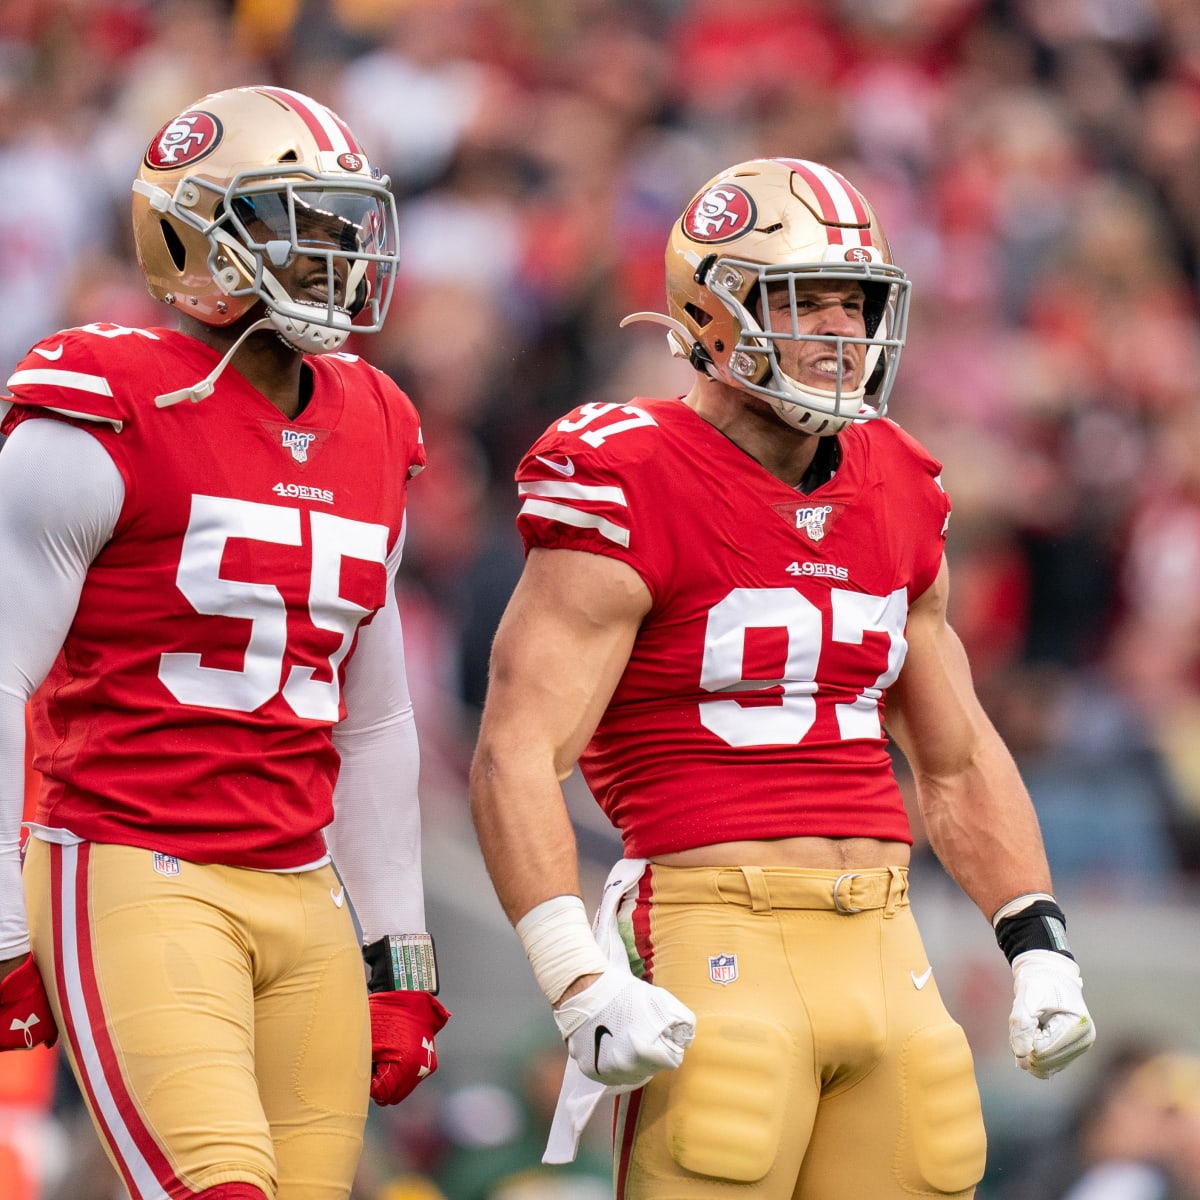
left=0, top=419, right=123, bottom=958
left=326, top=538, right=426, bottom=945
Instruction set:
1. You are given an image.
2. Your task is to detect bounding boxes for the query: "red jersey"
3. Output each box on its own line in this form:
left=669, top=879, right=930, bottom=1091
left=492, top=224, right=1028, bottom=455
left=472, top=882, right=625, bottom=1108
left=2, top=323, right=424, bottom=868
left=515, top=397, right=950, bottom=856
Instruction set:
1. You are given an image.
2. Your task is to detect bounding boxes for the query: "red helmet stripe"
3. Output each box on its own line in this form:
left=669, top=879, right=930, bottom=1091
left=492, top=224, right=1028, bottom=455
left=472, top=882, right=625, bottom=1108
left=329, top=112, right=362, bottom=153
left=779, top=159, right=872, bottom=237
left=256, top=86, right=359, bottom=154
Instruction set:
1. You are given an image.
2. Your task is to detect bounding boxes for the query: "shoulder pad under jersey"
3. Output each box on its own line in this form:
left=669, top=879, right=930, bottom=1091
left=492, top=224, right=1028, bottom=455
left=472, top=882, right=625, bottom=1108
left=5, top=324, right=170, bottom=432
left=874, top=417, right=944, bottom=481
left=516, top=398, right=677, bottom=559
left=518, top=398, right=666, bottom=481
left=311, top=350, right=426, bottom=478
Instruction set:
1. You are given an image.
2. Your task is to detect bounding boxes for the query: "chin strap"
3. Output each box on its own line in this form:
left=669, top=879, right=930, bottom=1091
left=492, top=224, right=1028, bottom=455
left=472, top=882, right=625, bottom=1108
left=155, top=317, right=276, bottom=408
left=154, top=303, right=351, bottom=408
left=259, top=270, right=353, bottom=353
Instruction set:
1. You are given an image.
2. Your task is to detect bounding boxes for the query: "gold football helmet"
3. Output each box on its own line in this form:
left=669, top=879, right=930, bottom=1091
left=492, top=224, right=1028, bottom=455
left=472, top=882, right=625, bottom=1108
left=132, top=85, right=398, bottom=353
left=624, top=158, right=910, bottom=435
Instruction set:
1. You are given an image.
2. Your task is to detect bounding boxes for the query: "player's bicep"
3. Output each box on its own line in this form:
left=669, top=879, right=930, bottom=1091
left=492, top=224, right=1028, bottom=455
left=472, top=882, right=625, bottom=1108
left=0, top=419, right=122, bottom=698
left=482, top=546, right=651, bottom=776
left=340, top=583, right=412, bottom=732
left=886, top=557, right=991, bottom=777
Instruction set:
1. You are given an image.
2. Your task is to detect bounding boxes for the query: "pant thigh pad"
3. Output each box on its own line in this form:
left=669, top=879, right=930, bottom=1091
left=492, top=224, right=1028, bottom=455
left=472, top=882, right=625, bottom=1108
left=666, top=1016, right=794, bottom=1184
left=897, top=1024, right=986, bottom=1195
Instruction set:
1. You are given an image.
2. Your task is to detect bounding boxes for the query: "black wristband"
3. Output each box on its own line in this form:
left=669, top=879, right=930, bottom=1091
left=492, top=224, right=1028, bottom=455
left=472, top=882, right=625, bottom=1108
left=994, top=899, right=1074, bottom=965
left=363, top=933, right=439, bottom=994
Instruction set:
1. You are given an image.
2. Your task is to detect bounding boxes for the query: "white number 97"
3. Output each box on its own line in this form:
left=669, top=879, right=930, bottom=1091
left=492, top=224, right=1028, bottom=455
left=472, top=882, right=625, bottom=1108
left=699, top=586, right=908, bottom=746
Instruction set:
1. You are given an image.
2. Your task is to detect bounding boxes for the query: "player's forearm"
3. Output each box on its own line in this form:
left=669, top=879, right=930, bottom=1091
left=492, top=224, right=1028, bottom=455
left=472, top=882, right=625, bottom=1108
left=329, top=583, right=430, bottom=940
left=915, top=739, right=1053, bottom=921
left=0, top=690, right=30, bottom=961
left=0, top=852, right=28, bottom=962
left=329, top=710, right=426, bottom=942
left=469, top=747, right=585, bottom=925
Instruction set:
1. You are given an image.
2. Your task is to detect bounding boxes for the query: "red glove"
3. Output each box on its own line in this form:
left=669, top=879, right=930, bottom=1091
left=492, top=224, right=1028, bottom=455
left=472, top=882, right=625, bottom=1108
left=0, top=955, right=58, bottom=1051
left=368, top=990, right=449, bottom=1105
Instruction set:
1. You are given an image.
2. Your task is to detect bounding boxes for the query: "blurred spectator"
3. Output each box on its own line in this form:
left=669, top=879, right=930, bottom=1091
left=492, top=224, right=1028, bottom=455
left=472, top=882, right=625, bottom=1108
left=5, top=2, right=1200, bottom=1197
left=0, top=49, right=107, bottom=371
left=977, top=664, right=1184, bottom=892
left=334, top=0, right=529, bottom=194
left=432, top=1020, right=610, bottom=1200
left=998, top=1042, right=1200, bottom=1200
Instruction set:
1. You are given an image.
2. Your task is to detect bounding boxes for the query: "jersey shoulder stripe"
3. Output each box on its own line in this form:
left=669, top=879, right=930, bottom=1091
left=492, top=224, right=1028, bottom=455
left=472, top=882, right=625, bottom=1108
left=6, top=368, right=122, bottom=428
left=517, top=479, right=628, bottom=504
left=7, top=367, right=114, bottom=398
left=515, top=413, right=650, bottom=552
left=518, top=498, right=631, bottom=548
left=4, top=325, right=174, bottom=431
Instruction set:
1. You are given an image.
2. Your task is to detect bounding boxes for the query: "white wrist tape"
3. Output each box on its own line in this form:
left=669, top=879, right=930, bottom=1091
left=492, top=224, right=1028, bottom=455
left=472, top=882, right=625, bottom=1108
left=991, top=892, right=1057, bottom=928
left=515, top=895, right=609, bottom=1005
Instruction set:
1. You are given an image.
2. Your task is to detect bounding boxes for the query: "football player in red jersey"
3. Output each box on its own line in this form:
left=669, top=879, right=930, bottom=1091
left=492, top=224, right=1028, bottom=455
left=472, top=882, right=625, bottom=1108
left=0, top=87, right=447, bottom=1200
left=469, top=158, right=1096, bottom=1198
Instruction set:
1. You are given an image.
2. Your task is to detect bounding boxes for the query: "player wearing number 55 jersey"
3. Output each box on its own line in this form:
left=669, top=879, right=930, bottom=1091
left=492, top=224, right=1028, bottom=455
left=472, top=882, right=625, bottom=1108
left=469, top=157, right=1096, bottom=1199
left=0, top=87, right=447, bottom=1200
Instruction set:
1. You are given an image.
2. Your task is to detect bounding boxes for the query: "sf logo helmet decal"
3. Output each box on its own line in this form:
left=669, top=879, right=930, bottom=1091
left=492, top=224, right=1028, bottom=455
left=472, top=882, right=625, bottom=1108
left=682, top=185, right=757, bottom=244
left=145, top=111, right=223, bottom=169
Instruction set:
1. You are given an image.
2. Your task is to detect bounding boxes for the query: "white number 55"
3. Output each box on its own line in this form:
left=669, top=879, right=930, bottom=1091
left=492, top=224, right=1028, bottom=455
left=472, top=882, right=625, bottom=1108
left=159, top=495, right=388, bottom=721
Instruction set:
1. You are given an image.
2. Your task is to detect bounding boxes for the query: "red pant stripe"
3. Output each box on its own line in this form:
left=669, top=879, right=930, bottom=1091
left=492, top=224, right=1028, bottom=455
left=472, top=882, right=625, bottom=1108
left=52, top=843, right=186, bottom=1200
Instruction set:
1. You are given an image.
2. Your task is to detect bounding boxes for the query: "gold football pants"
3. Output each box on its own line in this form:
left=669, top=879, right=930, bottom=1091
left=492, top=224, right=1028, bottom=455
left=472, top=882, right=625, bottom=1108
left=613, top=864, right=987, bottom=1199
left=23, top=840, right=370, bottom=1200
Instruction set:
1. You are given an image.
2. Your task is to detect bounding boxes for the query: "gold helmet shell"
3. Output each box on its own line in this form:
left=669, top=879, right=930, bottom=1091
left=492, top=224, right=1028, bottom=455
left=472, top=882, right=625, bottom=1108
left=132, top=85, right=398, bottom=350
left=633, top=157, right=911, bottom=435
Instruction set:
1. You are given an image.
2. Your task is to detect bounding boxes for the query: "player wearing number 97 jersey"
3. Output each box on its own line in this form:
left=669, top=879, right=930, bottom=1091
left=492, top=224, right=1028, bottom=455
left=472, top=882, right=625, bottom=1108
left=517, top=399, right=948, bottom=856
left=469, top=157, right=1095, bottom=1200
left=0, top=85, right=447, bottom=1200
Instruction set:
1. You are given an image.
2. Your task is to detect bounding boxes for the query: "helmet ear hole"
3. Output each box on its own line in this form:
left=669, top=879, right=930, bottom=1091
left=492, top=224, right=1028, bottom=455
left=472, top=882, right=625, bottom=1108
left=349, top=276, right=371, bottom=317
left=160, top=220, right=187, bottom=271
left=862, top=282, right=889, bottom=338
left=865, top=355, right=887, bottom=395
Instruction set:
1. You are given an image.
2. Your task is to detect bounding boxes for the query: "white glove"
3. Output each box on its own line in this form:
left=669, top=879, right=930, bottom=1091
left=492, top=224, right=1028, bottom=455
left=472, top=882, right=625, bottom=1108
left=1009, top=949, right=1096, bottom=1079
left=553, top=964, right=696, bottom=1088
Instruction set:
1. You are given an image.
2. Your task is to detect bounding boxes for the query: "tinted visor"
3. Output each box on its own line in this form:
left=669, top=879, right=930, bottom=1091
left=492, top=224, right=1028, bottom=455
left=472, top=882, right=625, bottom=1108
left=230, top=187, right=393, bottom=257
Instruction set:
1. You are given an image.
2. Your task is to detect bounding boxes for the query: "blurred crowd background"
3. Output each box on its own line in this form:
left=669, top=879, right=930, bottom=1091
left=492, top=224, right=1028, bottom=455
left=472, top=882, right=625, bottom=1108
left=4, top=0, right=1200, bottom=1197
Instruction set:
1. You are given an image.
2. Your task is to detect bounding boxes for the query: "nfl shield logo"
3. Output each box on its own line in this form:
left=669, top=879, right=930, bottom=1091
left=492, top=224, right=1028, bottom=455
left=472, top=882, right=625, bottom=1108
left=282, top=429, right=317, bottom=463
left=153, top=853, right=181, bottom=877
left=796, top=504, right=832, bottom=541
left=708, top=953, right=738, bottom=985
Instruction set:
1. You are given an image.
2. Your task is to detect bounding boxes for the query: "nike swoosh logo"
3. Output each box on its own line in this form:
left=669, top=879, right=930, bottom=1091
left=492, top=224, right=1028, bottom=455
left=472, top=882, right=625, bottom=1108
left=33, top=345, right=64, bottom=360
left=593, top=1024, right=612, bottom=1074
left=330, top=886, right=345, bottom=908
left=535, top=454, right=576, bottom=477
left=910, top=966, right=933, bottom=990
